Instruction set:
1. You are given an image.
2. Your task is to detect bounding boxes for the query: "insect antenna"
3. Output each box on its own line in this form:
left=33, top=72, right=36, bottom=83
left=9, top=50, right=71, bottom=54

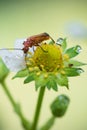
left=0, top=48, right=22, bottom=51
left=50, top=37, right=55, bottom=43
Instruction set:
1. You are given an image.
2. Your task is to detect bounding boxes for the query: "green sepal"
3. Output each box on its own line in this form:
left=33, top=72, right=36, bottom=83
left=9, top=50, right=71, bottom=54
left=68, top=60, right=87, bottom=67
left=56, top=38, right=67, bottom=51
left=24, top=72, right=35, bottom=84
left=50, top=94, right=70, bottom=117
left=64, top=67, right=84, bottom=77
left=46, top=75, right=58, bottom=91
left=64, top=45, right=82, bottom=58
left=48, top=40, right=55, bottom=45
left=35, top=73, right=58, bottom=91
left=12, top=69, right=29, bottom=79
left=61, top=38, right=67, bottom=52
left=56, top=73, right=69, bottom=89
left=35, top=73, right=47, bottom=90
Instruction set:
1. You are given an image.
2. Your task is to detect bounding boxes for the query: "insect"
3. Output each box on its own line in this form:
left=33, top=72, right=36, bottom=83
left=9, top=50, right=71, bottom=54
left=0, top=33, right=55, bottom=71
left=0, top=32, right=55, bottom=54
left=22, top=32, right=55, bottom=53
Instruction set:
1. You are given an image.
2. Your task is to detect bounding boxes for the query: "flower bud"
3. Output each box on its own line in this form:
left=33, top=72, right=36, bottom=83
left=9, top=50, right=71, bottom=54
left=50, top=94, right=70, bottom=117
left=0, top=58, right=9, bottom=81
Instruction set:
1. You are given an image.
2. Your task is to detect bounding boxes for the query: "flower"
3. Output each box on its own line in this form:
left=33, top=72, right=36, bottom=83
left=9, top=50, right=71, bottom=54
left=0, top=37, right=86, bottom=91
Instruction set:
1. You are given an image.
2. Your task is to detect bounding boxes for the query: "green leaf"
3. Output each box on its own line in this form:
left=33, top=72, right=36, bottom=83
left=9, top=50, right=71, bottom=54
left=64, top=67, right=84, bottom=77
left=64, top=45, right=82, bottom=58
left=68, top=60, right=87, bottom=67
left=24, top=72, right=35, bottom=84
left=12, top=69, right=29, bottom=79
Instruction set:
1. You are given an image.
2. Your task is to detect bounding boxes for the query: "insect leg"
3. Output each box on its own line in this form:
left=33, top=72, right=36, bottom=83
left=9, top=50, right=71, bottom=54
left=50, top=37, right=55, bottom=43
left=38, top=45, right=48, bottom=52
left=34, top=44, right=48, bottom=52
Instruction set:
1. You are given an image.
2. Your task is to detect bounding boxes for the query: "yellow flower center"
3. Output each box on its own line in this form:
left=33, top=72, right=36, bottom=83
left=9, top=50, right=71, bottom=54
left=31, top=43, right=63, bottom=72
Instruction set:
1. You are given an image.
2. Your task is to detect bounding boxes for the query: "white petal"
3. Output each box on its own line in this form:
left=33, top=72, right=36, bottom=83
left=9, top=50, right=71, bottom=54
left=29, top=46, right=36, bottom=54
left=14, top=38, right=26, bottom=49
left=0, top=49, right=26, bottom=72
left=0, top=38, right=36, bottom=72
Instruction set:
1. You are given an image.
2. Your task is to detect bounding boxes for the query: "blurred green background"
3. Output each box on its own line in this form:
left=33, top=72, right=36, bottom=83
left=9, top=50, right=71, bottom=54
left=0, top=0, right=87, bottom=130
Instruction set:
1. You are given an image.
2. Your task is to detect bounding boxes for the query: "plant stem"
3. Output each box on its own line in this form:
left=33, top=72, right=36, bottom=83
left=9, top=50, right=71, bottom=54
left=40, top=116, right=55, bottom=130
left=1, top=81, right=30, bottom=130
left=1, top=81, right=16, bottom=107
left=31, top=86, right=46, bottom=130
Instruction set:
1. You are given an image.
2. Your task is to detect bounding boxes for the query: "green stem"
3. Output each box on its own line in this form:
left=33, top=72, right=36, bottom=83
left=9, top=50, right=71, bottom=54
left=1, top=81, right=16, bottom=107
left=40, top=116, right=55, bottom=130
left=31, top=86, right=46, bottom=130
left=1, top=81, right=30, bottom=130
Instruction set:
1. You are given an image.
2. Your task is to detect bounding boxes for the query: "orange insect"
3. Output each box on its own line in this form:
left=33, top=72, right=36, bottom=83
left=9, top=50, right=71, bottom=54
left=0, top=32, right=55, bottom=54
left=0, top=33, right=55, bottom=71
left=22, top=32, right=55, bottom=53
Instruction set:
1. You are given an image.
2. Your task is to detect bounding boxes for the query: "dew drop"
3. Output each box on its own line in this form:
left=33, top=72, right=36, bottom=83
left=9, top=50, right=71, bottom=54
left=77, top=68, right=84, bottom=74
left=75, top=45, right=82, bottom=53
left=56, top=38, right=64, bottom=45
